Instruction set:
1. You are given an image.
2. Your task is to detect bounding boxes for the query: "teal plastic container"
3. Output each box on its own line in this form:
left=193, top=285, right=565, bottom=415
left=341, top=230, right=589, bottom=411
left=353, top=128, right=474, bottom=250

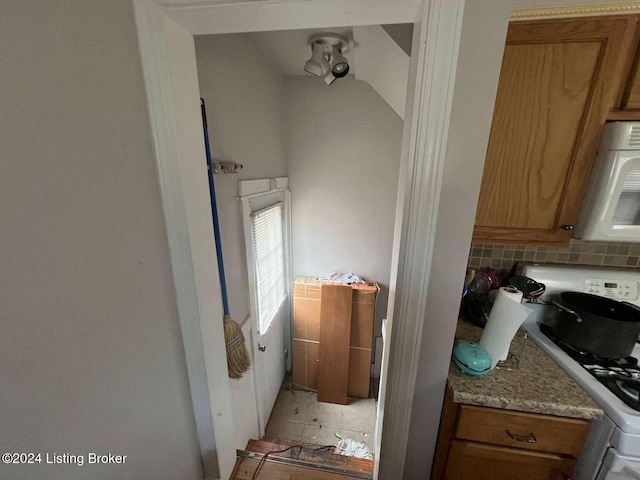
left=453, top=340, right=491, bottom=376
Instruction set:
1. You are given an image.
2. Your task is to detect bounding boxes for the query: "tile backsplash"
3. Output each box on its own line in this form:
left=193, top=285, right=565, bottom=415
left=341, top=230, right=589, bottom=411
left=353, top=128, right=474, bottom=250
left=467, top=240, right=640, bottom=272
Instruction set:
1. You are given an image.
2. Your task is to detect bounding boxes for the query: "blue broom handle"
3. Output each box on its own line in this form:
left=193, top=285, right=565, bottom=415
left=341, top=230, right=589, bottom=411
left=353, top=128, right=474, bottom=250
left=201, top=98, right=230, bottom=317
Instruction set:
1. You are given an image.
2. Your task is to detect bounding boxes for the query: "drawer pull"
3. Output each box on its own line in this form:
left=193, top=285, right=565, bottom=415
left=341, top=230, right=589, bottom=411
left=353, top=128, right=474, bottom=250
left=506, top=430, right=537, bottom=443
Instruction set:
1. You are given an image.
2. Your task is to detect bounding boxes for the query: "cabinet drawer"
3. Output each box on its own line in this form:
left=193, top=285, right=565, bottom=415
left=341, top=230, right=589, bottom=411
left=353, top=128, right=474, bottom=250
left=455, top=405, right=590, bottom=457
left=444, top=440, right=574, bottom=480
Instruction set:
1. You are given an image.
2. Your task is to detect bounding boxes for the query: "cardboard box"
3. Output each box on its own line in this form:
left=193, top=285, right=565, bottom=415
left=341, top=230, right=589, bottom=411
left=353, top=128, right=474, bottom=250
left=292, top=276, right=379, bottom=398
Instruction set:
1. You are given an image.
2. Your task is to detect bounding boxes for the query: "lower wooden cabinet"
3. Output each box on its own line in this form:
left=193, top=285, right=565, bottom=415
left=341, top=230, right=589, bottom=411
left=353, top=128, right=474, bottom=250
left=431, top=386, right=591, bottom=480
left=444, top=440, right=573, bottom=480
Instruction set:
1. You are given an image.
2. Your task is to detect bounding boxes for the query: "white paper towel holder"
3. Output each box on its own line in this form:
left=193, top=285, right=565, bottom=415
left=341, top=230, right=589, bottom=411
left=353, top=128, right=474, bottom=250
left=497, top=286, right=528, bottom=370
left=495, top=330, right=528, bottom=370
left=481, top=285, right=531, bottom=370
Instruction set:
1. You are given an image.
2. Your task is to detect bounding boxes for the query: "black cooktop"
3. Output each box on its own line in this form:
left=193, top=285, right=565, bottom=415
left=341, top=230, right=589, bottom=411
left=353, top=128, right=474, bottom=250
left=540, top=323, right=640, bottom=411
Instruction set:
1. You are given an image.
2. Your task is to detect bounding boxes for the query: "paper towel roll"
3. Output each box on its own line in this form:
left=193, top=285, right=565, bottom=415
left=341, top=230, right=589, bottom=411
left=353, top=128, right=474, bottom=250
left=479, top=286, right=533, bottom=369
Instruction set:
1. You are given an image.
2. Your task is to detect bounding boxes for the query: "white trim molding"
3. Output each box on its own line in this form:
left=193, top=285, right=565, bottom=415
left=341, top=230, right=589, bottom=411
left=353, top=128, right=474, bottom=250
left=376, top=1, right=465, bottom=478
left=132, top=1, right=224, bottom=478
left=238, top=177, right=289, bottom=198
left=511, top=2, right=640, bottom=21
left=160, top=0, right=421, bottom=35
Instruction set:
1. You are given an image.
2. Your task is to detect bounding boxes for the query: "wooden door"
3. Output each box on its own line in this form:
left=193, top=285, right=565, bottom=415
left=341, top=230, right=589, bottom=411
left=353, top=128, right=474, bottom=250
left=473, top=16, right=637, bottom=245
left=444, top=440, right=573, bottom=480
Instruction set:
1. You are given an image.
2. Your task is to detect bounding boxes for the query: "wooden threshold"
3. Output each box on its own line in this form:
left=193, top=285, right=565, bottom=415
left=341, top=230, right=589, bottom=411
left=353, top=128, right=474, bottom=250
left=231, top=438, right=374, bottom=480
left=231, top=450, right=372, bottom=479
left=251, top=438, right=374, bottom=475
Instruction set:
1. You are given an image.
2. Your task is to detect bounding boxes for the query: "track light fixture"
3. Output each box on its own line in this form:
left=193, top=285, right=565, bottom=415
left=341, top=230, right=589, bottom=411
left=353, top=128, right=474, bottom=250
left=324, top=72, right=336, bottom=86
left=331, top=49, right=349, bottom=78
left=304, top=33, right=350, bottom=86
left=304, top=42, right=330, bottom=76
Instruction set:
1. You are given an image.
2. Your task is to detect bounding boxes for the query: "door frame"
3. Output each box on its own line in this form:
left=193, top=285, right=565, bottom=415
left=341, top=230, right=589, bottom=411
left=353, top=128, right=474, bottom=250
left=132, top=0, right=481, bottom=478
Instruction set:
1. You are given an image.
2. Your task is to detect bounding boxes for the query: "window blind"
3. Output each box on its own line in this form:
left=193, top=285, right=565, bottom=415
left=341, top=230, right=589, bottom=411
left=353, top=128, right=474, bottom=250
left=251, top=202, right=286, bottom=334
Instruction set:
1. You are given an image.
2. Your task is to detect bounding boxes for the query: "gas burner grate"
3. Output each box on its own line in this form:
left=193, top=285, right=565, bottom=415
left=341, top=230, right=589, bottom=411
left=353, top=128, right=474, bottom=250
left=540, top=323, right=640, bottom=411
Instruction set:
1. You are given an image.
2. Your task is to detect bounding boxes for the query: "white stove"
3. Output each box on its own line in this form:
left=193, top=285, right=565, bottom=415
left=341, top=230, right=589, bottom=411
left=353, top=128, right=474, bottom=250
left=518, top=263, right=640, bottom=480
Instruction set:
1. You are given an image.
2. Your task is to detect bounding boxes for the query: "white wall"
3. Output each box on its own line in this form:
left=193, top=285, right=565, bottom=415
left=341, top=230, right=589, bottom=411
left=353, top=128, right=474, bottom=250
left=194, top=33, right=288, bottom=448
left=285, top=76, right=403, bottom=344
left=0, top=1, right=202, bottom=479
left=403, top=1, right=511, bottom=478
left=195, top=33, right=288, bottom=330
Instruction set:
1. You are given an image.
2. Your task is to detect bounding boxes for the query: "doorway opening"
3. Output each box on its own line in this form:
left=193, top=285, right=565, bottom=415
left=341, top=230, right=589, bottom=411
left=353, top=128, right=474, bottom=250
left=193, top=25, right=411, bottom=471
left=134, top=0, right=479, bottom=476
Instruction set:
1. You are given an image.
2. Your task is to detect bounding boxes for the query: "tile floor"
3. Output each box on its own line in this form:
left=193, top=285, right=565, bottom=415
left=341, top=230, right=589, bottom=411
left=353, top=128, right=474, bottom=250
left=264, top=383, right=377, bottom=453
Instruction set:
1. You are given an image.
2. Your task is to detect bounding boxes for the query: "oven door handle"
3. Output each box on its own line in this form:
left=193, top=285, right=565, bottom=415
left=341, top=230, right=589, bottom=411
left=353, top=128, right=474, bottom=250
left=624, top=464, right=640, bottom=479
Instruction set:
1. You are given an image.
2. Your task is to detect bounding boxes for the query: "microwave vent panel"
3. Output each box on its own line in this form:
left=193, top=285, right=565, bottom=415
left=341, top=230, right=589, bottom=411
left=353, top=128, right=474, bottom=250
left=604, top=122, right=640, bottom=150
left=629, top=125, right=640, bottom=148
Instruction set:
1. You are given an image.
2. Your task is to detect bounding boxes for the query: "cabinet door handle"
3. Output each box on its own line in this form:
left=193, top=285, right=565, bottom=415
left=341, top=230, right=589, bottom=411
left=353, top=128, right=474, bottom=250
left=560, top=224, right=574, bottom=231
left=506, top=430, right=537, bottom=443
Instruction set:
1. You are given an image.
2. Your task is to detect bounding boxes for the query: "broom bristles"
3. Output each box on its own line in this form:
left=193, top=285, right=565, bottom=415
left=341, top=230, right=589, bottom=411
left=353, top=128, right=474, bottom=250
left=224, top=314, right=251, bottom=379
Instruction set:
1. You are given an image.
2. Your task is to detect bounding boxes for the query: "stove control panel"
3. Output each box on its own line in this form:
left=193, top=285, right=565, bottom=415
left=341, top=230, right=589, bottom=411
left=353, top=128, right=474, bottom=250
left=584, top=278, right=639, bottom=300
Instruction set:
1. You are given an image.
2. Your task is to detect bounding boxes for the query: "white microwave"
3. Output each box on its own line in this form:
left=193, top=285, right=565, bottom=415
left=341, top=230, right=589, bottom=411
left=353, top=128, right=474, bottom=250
left=574, top=121, right=640, bottom=243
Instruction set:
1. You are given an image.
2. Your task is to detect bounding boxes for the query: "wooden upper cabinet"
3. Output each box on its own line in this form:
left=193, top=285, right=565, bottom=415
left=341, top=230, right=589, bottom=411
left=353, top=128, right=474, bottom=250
left=624, top=60, right=640, bottom=109
left=473, top=16, right=638, bottom=245
left=617, top=41, right=640, bottom=114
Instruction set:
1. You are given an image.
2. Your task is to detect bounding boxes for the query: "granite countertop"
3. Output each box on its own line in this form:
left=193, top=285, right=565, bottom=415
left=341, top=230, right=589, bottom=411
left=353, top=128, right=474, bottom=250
left=448, top=319, right=603, bottom=420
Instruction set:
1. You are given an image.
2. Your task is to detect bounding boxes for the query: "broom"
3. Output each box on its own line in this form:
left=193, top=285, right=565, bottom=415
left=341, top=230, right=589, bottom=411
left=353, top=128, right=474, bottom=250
left=201, top=98, right=251, bottom=379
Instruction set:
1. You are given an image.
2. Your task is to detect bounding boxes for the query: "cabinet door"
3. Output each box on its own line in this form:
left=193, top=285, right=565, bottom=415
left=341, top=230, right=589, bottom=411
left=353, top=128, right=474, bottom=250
left=473, top=17, right=637, bottom=245
left=444, top=440, right=573, bottom=480
left=621, top=43, right=640, bottom=111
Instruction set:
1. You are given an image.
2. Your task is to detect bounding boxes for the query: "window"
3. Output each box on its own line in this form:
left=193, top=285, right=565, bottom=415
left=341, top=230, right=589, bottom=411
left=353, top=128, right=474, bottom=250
left=251, top=202, right=286, bottom=333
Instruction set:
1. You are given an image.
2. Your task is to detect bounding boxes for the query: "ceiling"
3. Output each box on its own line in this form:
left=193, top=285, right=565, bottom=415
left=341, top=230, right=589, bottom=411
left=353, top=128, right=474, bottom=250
left=249, top=24, right=412, bottom=77
left=245, top=1, right=630, bottom=77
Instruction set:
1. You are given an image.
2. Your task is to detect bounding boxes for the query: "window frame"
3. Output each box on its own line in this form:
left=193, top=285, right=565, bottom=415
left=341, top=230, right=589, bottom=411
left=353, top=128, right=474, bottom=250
left=239, top=178, right=292, bottom=342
